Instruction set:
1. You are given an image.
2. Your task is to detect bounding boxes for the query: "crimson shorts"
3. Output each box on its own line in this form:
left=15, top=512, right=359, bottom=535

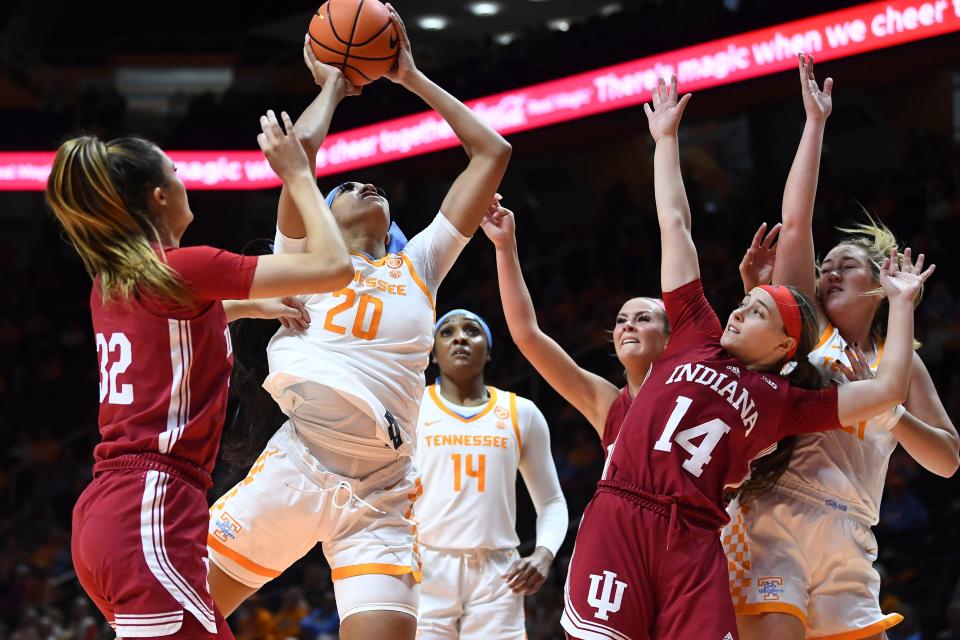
left=72, top=458, right=233, bottom=639
left=561, top=487, right=737, bottom=640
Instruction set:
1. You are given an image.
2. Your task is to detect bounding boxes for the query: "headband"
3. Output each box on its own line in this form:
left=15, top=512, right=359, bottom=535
left=758, top=284, right=802, bottom=361
left=325, top=183, right=408, bottom=253
left=434, top=309, right=493, bottom=350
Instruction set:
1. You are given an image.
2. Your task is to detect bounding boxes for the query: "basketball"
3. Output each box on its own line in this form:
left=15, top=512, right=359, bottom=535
left=308, top=0, right=399, bottom=86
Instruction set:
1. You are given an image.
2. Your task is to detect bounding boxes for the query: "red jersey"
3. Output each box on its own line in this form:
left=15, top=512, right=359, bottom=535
left=90, top=246, right=258, bottom=473
left=601, top=387, right=632, bottom=455
left=606, top=279, right=840, bottom=525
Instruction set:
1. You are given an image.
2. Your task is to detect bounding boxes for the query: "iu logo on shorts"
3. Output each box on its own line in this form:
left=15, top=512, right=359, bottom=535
left=587, top=570, right=627, bottom=620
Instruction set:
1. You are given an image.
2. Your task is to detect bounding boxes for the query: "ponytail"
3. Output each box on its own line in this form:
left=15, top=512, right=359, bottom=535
left=45, top=136, right=191, bottom=306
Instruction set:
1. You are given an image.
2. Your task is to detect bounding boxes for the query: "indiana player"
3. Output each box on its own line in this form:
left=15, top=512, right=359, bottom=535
left=415, top=309, right=568, bottom=638
left=726, top=55, right=958, bottom=640
left=560, top=76, right=934, bottom=640
left=206, top=8, right=512, bottom=640
left=48, top=110, right=354, bottom=639
left=480, top=196, right=669, bottom=465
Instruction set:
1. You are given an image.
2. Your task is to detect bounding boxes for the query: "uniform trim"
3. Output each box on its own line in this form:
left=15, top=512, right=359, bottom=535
left=113, top=611, right=184, bottom=637
left=809, top=613, right=903, bottom=640
left=428, top=385, right=499, bottom=423
left=735, top=602, right=809, bottom=627
left=814, top=324, right=834, bottom=350
left=140, top=471, right=217, bottom=633
left=331, top=562, right=421, bottom=582
left=160, top=319, right=192, bottom=454
left=509, top=392, right=522, bottom=457
left=399, top=253, right=434, bottom=310
left=206, top=534, right=282, bottom=578
left=352, top=252, right=391, bottom=267
left=561, top=588, right=632, bottom=640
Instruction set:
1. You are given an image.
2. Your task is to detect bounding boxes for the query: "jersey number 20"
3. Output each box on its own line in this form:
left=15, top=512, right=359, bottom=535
left=324, top=290, right=383, bottom=340
left=96, top=332, right=133, bottom=405
left=653, top=395, right=731, bottom=477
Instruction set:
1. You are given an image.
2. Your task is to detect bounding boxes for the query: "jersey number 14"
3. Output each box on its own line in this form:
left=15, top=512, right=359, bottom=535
left=653, top=396, right=731, bottom=477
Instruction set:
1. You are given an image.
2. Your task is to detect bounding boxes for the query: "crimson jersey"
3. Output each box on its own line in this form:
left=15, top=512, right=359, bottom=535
left=601, top=387, right=632, bottom=454
left=606, top=280, right=840, bottom=524
left=90, top=246, right=258, bottom=473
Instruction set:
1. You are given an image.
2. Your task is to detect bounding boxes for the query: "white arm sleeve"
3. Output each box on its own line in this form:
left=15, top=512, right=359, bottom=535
left=273, top=227, right=308, bottom=255
left=517, top=399, right=568, bottom=556
left=400, top=213, right=471, bottom=296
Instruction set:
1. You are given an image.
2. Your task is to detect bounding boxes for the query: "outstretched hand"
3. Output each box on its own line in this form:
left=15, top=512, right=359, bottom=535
left=303, top=37, right=362, bottom=97
left=479, top=194, right=516, bottom=248
left=643, top=75, right=692, bottom=143
left=384, top=3, right=417, bottom=84
left=880, top=247, right=934, bottom=303
left=798, top=53, right=832, bottom=122
left=739, top=222, right=781, bottom=293
left=257, top=110, right=310, bottom=182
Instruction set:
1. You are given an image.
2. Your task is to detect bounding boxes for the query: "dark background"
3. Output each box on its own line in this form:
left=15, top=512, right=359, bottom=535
left=1, top=1, right=959, bottom=638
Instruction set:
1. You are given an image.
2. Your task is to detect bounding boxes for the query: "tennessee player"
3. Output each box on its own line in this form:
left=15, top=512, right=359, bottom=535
left=415, top=310, right=568, bottom=639
left=726, top=54, right=959, bottom=640
left=206, top=9, right=511, bottom=640
left=561, top=76, right=934, bottom=640
left=49, top=110, right=353, bottom=639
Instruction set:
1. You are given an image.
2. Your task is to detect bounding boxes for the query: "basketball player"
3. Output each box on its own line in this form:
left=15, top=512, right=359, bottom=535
left=560, top=76, right=934, bottom=640
left=726, top=54, right=959, bottom=640
left=50, top=111, right=354, bottom=639
left=415, top=309, right=568, bottom=638
left=480, top=197, right=669, bottom=465
left=205, top=8, right=512, bottom=640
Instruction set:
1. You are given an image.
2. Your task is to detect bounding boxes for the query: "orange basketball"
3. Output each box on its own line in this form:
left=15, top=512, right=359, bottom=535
left=308, top=0, right=399, bottom=86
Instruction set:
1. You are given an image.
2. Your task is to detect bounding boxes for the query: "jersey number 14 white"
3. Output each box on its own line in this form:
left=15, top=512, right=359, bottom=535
left=653, top=395, right=731, bottom=477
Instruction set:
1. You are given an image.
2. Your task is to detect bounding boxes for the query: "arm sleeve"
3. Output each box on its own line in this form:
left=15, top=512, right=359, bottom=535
left=166, top=246, right=258, bottom=301
left=779, top=384, right=842, bottom=436
left=661, top=279, right=723, bottom=355
left=273, top=227, right=308, bottom=255
left=517, top=399, right=568, bottom=556
left=400, top=213, right=471, bottom=295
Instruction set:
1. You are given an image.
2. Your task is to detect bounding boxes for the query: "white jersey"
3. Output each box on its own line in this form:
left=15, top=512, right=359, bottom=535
left=777, top=324, right=897, bottom=525
left=264, top=213, right=469, bottom=461
left=416, top=385, right=567, bottom=553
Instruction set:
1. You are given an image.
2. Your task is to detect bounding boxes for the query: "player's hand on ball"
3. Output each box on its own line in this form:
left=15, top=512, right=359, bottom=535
left=303, top=37, right=362, bottom=98
left=503, top=547, right=553, bottom=595
left=643, top=75, right=692, bottom=143
left=384, top=3, right=417, bottom=83
left=257, top=110, right=311, bottom=182
left=480, top=194, right=516, bottom=248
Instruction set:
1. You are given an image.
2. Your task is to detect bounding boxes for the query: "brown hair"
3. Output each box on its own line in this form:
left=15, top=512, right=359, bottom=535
left=736, top=285, right=825, bottom=503
left=45, top=136, right=191, bottom=306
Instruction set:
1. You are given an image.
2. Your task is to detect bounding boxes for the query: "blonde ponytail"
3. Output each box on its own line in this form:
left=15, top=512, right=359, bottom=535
left=45, top=136, right=192, bottom=307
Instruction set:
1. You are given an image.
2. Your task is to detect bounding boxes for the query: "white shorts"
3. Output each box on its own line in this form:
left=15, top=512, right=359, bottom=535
left=417, top=546, right=524, bottom=640
left=723, top=487, right=903, bottom=639
left=208, top=421, right=422, bottom=617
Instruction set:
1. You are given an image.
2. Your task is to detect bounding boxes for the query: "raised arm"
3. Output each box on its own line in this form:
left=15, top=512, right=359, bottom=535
left=385, top=4, right=511, bottom=237
left=772, top=54, right=833, bottom=301
left=276, top=41, right=360, bottom=239
left=248, top=110, right=352, bottom=298
left=837, top=249, right=934, bottom=424
left=481, top=201, right=621, bottom=436
left=644, top=76, right=697, bottom=292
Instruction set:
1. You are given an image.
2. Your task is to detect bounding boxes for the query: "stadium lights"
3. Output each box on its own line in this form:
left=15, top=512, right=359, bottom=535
left=417, top=16, right=449, bottom=30
left=547, top=18, right=571, bottom=32
left=600, top=3, right=623, bottom=17
left=494, top=32, right=518, bottom=45
left=468, top=2, right=501, bottom=16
